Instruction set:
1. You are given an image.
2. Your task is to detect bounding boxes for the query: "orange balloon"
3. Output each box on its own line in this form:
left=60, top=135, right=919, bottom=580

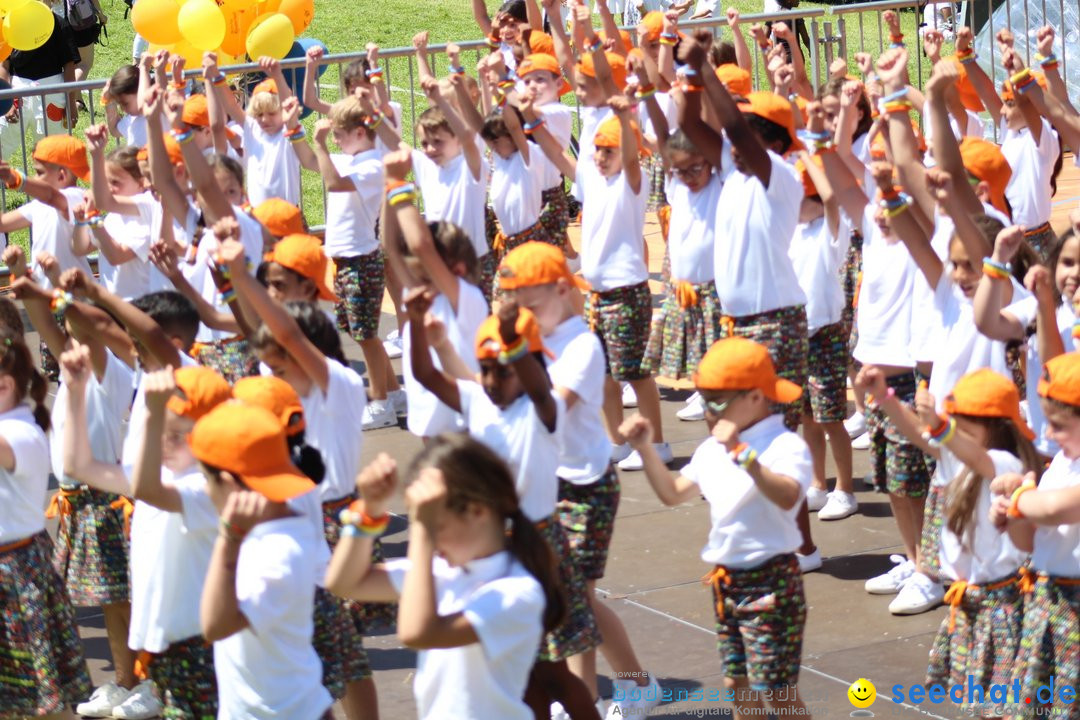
left=278, top=0, right=312, bottom=34
left=220, top=4, right=255, bottom=56
left=0, top=41, right=11, bottom=63
left=253, top=0, right=280, bottom=15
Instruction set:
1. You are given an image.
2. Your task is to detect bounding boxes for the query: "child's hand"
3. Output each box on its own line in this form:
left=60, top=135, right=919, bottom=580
left=1036, top=25, right=1055, bottom=59
left=403, top=285, right=435, bottom=323
left=281, top=96, right=301, bottom=128
left=748, top=23, right=768, bottom=48
left=258, top=56, right=282, bottom=77
left=171, top=54, right=186, bottom=87
left=154, top=49, right=169, bottom=79
left=773, top=64, right=794, bottom=97
left=869, top=161, right=895, bottom=191
left=840, top=80, right=862, bottom=109
left=2, top=245, right=27, bottom=278
left=212, top=216, right=241, bottom=245
left=573, top=3, right=592, bottom=34
left=725, top=7, right=739, bottom=27
left=875, top=47, right=909, bottom=90
left=59, top=343, right=93, bottom=394
left=1025, top=264, right=1053, bottom=302
left=221, top=489, right=275, bottom=537
left=366, top=42, right=380, bottom=68
left=446, top=42, right=461, bottom=67
left=914, top=383, right=938, bottom=427
left=1001, top=47, right=1024, bottom=75
left=710, top=419, right=740, bottom=451
left=202, top=51, right=219, bottom=81
left=497, top=299, right=521, bottom=345
left=989, top=494, right=1011, bottom=530
left=420, top=76, right=441, bottom=102
left=0, top=161, right=15, bottom=186
left=140, top=86, right=164, bottom=118
left=618, top=414, right=653, bottom=449
left=383, top=147, right=413, bottom=183
left=925, top=57, right=959, bottom=98
left=993, top=225, right=1025, bottom=264
left=9, top=276, right=50, bottom=304
left=143, top=366, right=177, bottom=415
left=140, top=52, right=155, bottom=71
left=608, top=94, right=633, bottom=115
left=922, top=28, right=944, bottom=62
left=149, top=240, right=182, bottom=280
left=955, top=26, right=973, bottom=53
left=855, top=52, right=873, bottom=77
left=216, top=238, right=246, bottom=272
left=313, top=118, right=332, bottom=145
left=853, top=364, right=888, bottom=398
left=995, top=28, right=1014, bottom=52
left=306, top=44, right=325, bottom=65
left=882, top=10, right=900, bottom=36
left=676, top=32, right=705, bottom=70
left=923, top=167, right=954, bottom=203
left=829, top=57, right=848, bottom=80
left=424, top=314, right=448, bottom=349
left=405, top=466, right=448, bottom=531
left=411, top=31, right=429, bottom=52
left=805, top=100, right=825, bottom=135
left=355, top=452, right=397, bottom=517
left=85, top=124, right=109, bottom=156
left=990, top=470, right=1030, bottom=497
left=163, top=88, right=185, bottom=129
left=36, top=252, right=62, bottom=287
left=772, top=21, right=792, bottom=41
left=59, top=268, right=95, bottom=300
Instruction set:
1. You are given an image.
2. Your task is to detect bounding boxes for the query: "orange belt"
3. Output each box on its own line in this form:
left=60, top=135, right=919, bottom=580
left=1019, top=566, right=1037, bottom=594
left=0, top=535, right=34, bottom=556
left=1038, top=572, right=1080, bottom=586
left=674, top=281, right=699, bottom=309
left=110, top=497, right=135, bottom=537
left=943, top=576, right=1017, bottom=633
left=853, top=270, right=863, bottom=310
left=719, top=315, right=736, bottom=337
left=492, top=231, right=508, bottom=255
left=657, top=204, right=672, bottom=243
left=45, top=487, right=83, bottom=538
left=1024, top=222, right=1052, bottom=237
left=588, top=292, right=600, bottom=332
left=134, top=650, right=154, bottom=681
left=702, top=566, right=733, bottom=620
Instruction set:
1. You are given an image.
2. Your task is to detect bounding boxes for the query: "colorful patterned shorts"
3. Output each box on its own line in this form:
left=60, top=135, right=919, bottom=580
left=719, top=305, right=809, bottom=431
left=556, top=466, right=620, bottom=581
left=866, top=372, right=930, bottom=498
left=587, top=281, right=654, bottom=382
left=919, top=483, right=945, bottom=578
left=0, top=532, right=91, bottom=717
left=927, top=576, right=1022, bottom=694
left=192, top=337, right=260, bottom=384
left=50, top=487, right=130, bottom=606
left=1013, top=575, right=1080, bottom=719
left=840, top=230, right=862, bottom=339
left=642, top=280, right=722, bottom=380
left=333, top=249, right=386, bottom=343
left=804, top=322, right=850, bottom=425
left=1025, top=223, right=1055, bottom=263
left=322, top=496, right=397, bottom=633
left=146, top=635, right=218, bottom=720
left=313, top=586, right=373, bottom=698
left=709, top=553, right=806, bottom=691
left=538, top=185, right=570, bottom=251
left=537, top=516, right=601, bottom=662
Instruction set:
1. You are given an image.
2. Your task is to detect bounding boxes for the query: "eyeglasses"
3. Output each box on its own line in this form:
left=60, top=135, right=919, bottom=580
left=704, top=392, right=746, bottom=416
left=672, top=162, right=708, bottom=180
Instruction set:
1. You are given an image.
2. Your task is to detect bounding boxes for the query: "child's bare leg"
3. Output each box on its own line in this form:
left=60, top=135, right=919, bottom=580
left=102, top=602, right=136, bottom=690
left=725, top=677, right=766, bottom=720
left=340, top=677, right=379, bottom=720
left=358, top=338, right=397, bottom=400
left=823, top=421, right=853, bottom=494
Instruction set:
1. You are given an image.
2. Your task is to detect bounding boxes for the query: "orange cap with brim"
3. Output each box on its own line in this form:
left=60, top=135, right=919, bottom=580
left=191, top=402, right=315, bottom=502
left=265, top=234, right=338, bottom=302
left=167, top=366, right=232, bottom=420
left=594, top=115, right=649, bottom=156
left=738, top=91, right=805, bottom=153
left=475, top=308, right=553, bottom=361
left=944, top=368, right=1034, bottom=441
left=950, top=56, right=985, bottom=112
left=517, top=54, right=572, bottom=97
left=959, top=137, right=1012, bottom=218
left=693, top=337, right=803, bottom=403
left=526, top=30, right=556, bottom=57
left=1001, top=70, right=1048, bottom=102
left=233, top=375, right=305, bottom=437
left=182, top=94, right=210, bottom=127
left=253, top=78, right=278, bottom=95
left=638, top=11, right=664, bottom=43
left=498, top=241, right=588, bottom=291
left=795, top=154, right=823, bottom=198
left=33, top=135, right=90, bottom=182
left=715, top=64, right=751, bottom=98
left=253, top=198, right=305, bottom=238
left=576, top=52, right=628, bottom=92
left=1038, top=352, right=1080, bottom=407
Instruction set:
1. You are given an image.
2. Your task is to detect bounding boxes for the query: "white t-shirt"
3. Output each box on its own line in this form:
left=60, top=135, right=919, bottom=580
left=490, top=151, right=541, bottom=237
left=921, top=101, right=984, bottom=147
left=242, top=117, right=302, bottom=207
left=50, top=351, right=134, bottom=488
left=666, top=173, right=722, bottom=284
left=375, top=102, right=403, bottom=157
left=19, top=186, right=93, bottom=290
left=324, top=150, right=382, bottom=258
left=118, top=114, right=148, bottom=148
left=713, top=153, right=806, bottom=316
left=1000, top=117, right=1058, bottom=230
left=98, top=191, right=155, bottom=300
left=385, top=552, right=543, bottom=720
left=789, top=214, right=851, bottom=334
left=301, top=359, right=367, bottom=502
left=537, top=103, right=573, bottom=191
left=936, top=448, right=1026, bottom=584
left=402, top=279, right=489, bottom=437
left=1031, top=451, right=1080, bottom=577
left=122, top=353, right=199, bottom=468
left=681, top=415, right=811, bottom=568
left=853, top=207, right=918, bottom=367
left=412, top=149, right=491, bottom=260
left=0, top=405, right=50, bottom=544
left=459, top=381, right=564, bottom=523
left=638, top=91, right=678, bottom=144
left=185, top=209, right=265, bottom=343
left=577, top=164, right=648, bottom=292
left=545, top=316, right=611, bottom=484
left=572, top=106, right=613, bottom=202
left=127, top=467, right=217, bottom=652
left=147, top=199, right=200, bottom=293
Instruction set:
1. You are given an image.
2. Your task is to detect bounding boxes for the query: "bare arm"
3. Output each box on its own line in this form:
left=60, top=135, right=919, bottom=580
left=132, top=371, right=183, bottom=513
left=619, top=416, right=699, bottom=505
left=301, top=46, right=333, bottom=116
left=406, top=290, right=462, bottom=412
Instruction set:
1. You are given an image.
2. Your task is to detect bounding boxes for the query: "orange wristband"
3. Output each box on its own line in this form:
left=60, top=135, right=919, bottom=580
left=1007, top=479, right=1037, bottom=519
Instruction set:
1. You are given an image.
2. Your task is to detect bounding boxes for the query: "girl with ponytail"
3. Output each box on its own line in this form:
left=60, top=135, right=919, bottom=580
left=326, top=436, right=565, bottom=720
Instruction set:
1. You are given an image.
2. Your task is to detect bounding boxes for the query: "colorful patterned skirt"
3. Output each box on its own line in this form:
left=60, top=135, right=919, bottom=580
left=192, top=336, right=260, bottom=384
left=642, top=279, right=722, bottom=380
left=48, top=486, right=130, bottom=606
left=1013, top=574, right=1080, bottom=718
left=143, top=635, right=218, bottom=720
left=537, top=185, right=570, bottom=252
left=312, top=586, right=373, bottom=697
left=0, top=531, right=91, bottom=718
left=536, top=515, right=601, bottom=662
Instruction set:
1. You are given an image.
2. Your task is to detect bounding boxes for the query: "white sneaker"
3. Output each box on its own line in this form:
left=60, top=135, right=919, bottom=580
left=621, top=382, right=638, bottom=408
left=606, top=674, right=662, bottom=718
left=389, top=389, right=408, bottom=417
left=383, top=330, right=403, bottom=359
left=676, top=393, right=705, bottom=421
left=110, top=681, right=162, bottom=720
left=806, top=486, right=829, bottom=512
left=361, top=400, right=397, bottom=430
left=618, top=442, right=673, bottom=471
left=844, top=410, right=867, bottom=438
left=797, top=548, right=822, bottom=573
left=818, top=491, right=858, bottom=520
left=851, top=431, right=871, bottom=450
left=888, top=572, right=944, bottom=615
left=76, top=683, right=131, bottom=718
left=865, top=555, right=915, bottom=595
left=550, top=701, right=569, bottom=720
left=610, top=442, right=632, bottom=463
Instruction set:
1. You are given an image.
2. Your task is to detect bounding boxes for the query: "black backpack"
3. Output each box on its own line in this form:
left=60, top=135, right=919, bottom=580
left=63, top=0, right=99, bottom=32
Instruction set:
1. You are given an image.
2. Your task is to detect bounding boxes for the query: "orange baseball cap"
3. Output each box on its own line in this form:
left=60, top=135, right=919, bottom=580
left=137, top=137, right=184, bottom=166
left=233, top=375, right=305, bottom=437
left=693, top=337, right=802, bottom=403
left=738, top=91, right=804, bottom=153
left=959, top=137, right=1012, bottom=218
left=33, top=135, right=90, bottom=181
left=265, top=234, right=338, bottom=302
left=594, top=115, right=649, bottom=155
left=517, top=54, right=572, bottom=97
left=715, top=64, right=752, bottom=98
left=1038, top=352, right=1080, bottom=407
left=166, top=366, right=233, bottom=420
left=182, top=94, right=210, bottom=127
left=638, top=11, right=664, bottom=43
left=950, top=56, right=985, bottom=112
left=944, top=368, right=1034, bottom=440
left=253, top=198, right=305, bottom=238
left=498, top=241, right=588, bottom=290
left=253, top=78, right=278, bottom=95
left=795, top=154, right=823, bottom=198
left=576, top=51, right=627, bottom=91
left=526, top=30, right=556, bottom=57
left=190, top=402, right=315, bottom=502
left=1001, top=70, right=1048, bottom=102
left=474, top=307, right=553, bottom=361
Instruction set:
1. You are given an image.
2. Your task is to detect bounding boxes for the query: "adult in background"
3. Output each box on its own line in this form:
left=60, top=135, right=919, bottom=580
left=53, top=0, right=107, bottom=90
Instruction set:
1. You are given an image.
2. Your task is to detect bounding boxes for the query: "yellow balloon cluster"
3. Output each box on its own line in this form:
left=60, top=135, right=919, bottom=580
left=1, top=0, right=55, bottom=52
left=132, top=0, right=314, bottom=62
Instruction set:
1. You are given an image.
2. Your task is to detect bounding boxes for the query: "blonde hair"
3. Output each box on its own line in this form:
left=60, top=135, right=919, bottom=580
left=328, top=96, right=373, bottom=138
left=248, top=91, right=282, bottom=117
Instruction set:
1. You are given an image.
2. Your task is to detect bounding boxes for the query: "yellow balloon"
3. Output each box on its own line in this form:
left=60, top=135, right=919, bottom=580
left=278, top=0, right=312, bottom=34
left=2, top=1, right=54, bottom=52
left=245, top=12, right=293, bottom=60
left=131, top=0, right=182, bottom=46
left=168, top=39, right=204, bottom=69
left=178, top=0, right=225, bottom=51
left=0, top=0, right=30, bottom=13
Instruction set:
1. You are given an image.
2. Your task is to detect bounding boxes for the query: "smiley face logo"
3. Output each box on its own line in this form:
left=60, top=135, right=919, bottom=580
left=848, top=678, right=876, bottom=709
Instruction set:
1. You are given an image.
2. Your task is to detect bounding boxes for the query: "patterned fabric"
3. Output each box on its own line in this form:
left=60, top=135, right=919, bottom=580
left=643, top=153, right=668, bottom=212
left=840, top=230, right=862, bottom=341
left=536, top=516, right=601, bottom=662
left=496, top=220, right=553, bottom=258
left=321, top=496, right=397, bottom=633
left=478, top=251, right=497, bottom=309
left=49, top=486, right=130, bottom=606
left=804, top=322, right=851, bottom=424
left=586, top=281, right=654, bottom=382
left=146, top=635, right=218, bottom=720
left=1024, top=223, right=1055, bottom=263
left=866, top=372, right=930, bottom=498
left=0, top=532, right=91, bottom=717
left=919, top=483, right=945, bottom=578
left=718, top=305, right=809, bottom=431
left=926, top=577, right=1022, bottom=694
left=556, top=466, right=620, bottom=581
left=333, top=249, right=387, bottom=343
left=312, top=586, right=373, bottom=698
left=1013, top=575, right=1080, bottom=719
left=707, top=553, right=806, bottom=690
left=538, top=185, right=570, bottom=251
left=192, top=337, right=260, bottom=384
left=642, top=280, right=722, bottom=380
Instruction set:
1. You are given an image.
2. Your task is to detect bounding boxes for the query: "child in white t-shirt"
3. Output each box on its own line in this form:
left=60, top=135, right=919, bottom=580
left=104, top=63, right=147, bottom=147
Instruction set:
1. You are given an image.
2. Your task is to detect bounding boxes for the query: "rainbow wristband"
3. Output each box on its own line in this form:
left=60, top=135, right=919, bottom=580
left=982, top=257, right=1011, bottom=280
left=50, top=289, right=74, bottom=314
left=171, top=128, right=195, bottom=145
left=523, top=118, right=546, bottom=134
left=586, top=36, right=603, bottom=53
left=498, top=335, right=529, bottom=365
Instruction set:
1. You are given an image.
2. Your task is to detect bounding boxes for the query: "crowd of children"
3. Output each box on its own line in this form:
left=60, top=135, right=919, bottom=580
left=1, top=0, right=1080, bottom=718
